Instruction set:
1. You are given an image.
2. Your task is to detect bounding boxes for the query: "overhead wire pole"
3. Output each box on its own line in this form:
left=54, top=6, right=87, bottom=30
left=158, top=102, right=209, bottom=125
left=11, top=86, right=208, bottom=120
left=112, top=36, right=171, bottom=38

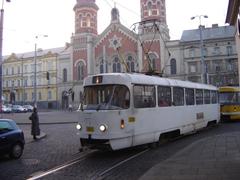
left=0, top=0, right=10, bottom=115
left=191, top=15, right=208, bottom=84
left=33, top=35, right=48, bottom=108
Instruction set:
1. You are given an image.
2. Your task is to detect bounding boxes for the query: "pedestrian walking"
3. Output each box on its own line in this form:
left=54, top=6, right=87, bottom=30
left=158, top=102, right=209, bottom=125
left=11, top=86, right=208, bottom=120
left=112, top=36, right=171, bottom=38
left=29, top=107, right=40, bottom=140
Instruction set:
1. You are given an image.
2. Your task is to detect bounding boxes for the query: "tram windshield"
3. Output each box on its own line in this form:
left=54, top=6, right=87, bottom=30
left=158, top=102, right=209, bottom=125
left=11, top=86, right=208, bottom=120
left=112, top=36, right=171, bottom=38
left=219, top=92, right=240, bottom=104
left=83, top=85, right=130, bottom=110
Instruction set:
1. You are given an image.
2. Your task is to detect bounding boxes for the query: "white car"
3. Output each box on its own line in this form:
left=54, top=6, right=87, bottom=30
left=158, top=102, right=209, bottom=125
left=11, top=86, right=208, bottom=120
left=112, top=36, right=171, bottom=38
left=12, top=105, right=27, bottom=113
left=1, top=105, right=12, bottom=113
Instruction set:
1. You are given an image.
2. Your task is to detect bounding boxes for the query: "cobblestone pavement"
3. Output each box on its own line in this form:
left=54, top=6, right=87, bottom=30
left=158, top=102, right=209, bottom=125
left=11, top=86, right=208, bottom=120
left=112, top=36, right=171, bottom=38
left=140, top=131, right=240, bottom=180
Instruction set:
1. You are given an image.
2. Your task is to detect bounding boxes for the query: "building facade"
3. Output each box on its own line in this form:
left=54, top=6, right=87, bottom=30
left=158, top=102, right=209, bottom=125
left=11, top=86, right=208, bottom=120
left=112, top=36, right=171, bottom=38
left=2, top=47, right=65, bottom=109
left=66, top=0, right=170, bottom=109
left=226, top=0, right=240, bottom=85
left=2, top=0, right=239, bottom=109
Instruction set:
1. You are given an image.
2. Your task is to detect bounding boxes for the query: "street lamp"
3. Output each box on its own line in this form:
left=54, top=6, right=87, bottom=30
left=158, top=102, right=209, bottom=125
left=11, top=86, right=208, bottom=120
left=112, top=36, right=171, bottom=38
left=0, top=0, right=10, bottom=115
left=191, top=15, right=208, bottom=84
left=33, top=35, right=48, bottom=107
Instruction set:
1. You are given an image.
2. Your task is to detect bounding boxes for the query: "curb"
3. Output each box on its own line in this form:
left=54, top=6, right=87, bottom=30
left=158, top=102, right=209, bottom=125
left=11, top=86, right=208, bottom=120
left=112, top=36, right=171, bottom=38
left=17, top=121, right=78, bottom=125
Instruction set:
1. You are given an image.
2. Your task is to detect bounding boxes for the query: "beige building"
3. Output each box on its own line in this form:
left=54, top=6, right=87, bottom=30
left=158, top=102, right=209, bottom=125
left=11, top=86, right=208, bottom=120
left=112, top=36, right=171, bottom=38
left=164, top=25, right=238, bottom=86
left=2, top=47, right=65, bottom=109
left=226, top=0, right=240, bottom=85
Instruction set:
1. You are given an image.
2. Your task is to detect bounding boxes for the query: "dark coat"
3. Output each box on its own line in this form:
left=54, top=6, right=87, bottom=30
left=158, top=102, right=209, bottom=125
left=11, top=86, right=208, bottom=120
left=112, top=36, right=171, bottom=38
left=29, top=109, right=40, bottom=136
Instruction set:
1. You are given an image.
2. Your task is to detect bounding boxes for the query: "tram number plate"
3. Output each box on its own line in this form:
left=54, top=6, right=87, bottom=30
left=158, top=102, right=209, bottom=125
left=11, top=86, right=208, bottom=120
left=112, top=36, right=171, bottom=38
left=87, top=127, right=94, bottom=132
left=196, top=112, right=204, bottom=120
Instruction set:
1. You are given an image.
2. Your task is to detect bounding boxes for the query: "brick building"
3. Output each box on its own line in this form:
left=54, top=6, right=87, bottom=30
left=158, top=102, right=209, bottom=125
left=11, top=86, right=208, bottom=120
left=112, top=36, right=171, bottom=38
left=68, top=0, right=170, bottom=108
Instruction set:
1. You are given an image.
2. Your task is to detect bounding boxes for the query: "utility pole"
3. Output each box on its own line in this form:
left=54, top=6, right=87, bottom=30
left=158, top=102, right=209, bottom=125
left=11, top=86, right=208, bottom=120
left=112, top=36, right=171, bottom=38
left=191, top=15, right=208, bottom=84
left=0, top=0, right=10, bottom=115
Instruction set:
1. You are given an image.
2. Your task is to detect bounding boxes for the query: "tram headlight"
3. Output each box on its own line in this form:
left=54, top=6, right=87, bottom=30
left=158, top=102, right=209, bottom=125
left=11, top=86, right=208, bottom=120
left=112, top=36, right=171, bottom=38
left=76, top=123, right=82, bottom=130
left=99, top=124, right=108, bottom=132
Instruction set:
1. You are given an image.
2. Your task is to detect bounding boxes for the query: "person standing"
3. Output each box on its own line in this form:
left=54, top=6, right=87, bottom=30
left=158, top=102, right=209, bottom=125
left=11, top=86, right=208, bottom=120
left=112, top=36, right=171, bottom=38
left=29, top=107, right=40, bottom=140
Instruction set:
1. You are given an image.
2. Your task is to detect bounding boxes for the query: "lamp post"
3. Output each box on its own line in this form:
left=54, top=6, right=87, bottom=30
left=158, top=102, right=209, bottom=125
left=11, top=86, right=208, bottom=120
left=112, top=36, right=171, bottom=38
left=33, top=35, right=48, bottom=107
left=191, top=15, right=208, bottom=84
left=0, top=0, right=10, bottom=114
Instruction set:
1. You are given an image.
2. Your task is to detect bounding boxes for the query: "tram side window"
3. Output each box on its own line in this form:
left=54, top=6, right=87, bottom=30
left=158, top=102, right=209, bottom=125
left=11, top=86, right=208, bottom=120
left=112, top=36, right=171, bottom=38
left=204, top=90, right=211, bottom=104
left=173, top=87, right=184, bottom=106
left=185, top=88, right=195, bottom=105
left=158, top=86, right=171, bottom=107
left=196, top=89, right=203, bottom=105
left=133, top=85, right=156, bottom=108
left=211, top=90, right=218, bottom=104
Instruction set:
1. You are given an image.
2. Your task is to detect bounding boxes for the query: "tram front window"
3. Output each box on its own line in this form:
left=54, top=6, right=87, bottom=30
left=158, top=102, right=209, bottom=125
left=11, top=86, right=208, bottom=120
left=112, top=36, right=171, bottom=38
left=84, top=85, right=130, bottom=110
left=219, top=92, right=240, bottom=104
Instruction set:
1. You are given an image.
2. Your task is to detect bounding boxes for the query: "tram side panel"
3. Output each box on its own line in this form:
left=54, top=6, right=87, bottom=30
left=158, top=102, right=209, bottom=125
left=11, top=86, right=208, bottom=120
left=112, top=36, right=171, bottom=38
left=131, top=104, right=219, bottom=146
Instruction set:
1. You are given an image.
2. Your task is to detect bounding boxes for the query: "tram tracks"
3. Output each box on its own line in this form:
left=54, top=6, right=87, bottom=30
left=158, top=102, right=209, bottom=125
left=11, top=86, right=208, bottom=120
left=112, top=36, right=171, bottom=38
left=26, top=148, right=149, bottom=180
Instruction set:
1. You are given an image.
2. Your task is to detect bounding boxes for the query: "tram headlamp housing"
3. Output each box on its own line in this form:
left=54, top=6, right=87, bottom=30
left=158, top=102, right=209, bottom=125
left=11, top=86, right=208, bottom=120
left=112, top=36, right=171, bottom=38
left=76, top=123, right=82, bottom=130
left=99, top=124, right=108, bottom=132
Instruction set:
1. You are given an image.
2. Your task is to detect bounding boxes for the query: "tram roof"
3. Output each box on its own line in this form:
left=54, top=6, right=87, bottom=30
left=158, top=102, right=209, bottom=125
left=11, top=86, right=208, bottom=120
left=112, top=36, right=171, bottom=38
left=85, top=73, right=217, bottom=90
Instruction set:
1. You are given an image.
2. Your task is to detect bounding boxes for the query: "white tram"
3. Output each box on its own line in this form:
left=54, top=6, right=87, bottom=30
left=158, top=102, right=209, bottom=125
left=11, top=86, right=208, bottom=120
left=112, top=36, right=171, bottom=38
left=76, top=73, right=220, bottom=150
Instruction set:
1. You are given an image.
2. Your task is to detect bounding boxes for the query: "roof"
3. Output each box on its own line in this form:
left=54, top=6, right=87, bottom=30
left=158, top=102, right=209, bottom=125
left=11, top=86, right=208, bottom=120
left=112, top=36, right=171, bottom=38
left=85, top=73, right=217, bottom=90
left=180, top=25, right=235, bottom=42
left=3, top=47, right=65, bottom=60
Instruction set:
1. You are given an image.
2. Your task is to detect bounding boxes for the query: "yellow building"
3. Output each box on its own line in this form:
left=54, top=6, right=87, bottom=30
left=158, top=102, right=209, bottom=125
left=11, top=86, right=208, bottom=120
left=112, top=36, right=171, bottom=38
left=2, top=47, right=65, bottom=109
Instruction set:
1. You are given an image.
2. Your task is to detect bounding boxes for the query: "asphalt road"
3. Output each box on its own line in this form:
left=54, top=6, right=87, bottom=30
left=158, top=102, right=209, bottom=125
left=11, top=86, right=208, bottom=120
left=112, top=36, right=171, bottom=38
left=0, top=111, right=240, bottom=180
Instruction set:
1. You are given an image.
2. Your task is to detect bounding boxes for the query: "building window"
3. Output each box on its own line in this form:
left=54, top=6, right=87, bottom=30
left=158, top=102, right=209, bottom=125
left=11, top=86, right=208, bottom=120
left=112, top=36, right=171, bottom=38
left=79, top=14, right=83, bottom=27
left=38, top=92, right=42, bottom=100
left=148, top=53, right=157, bottom=71
left=112, top=56, right=121, bottom=73
left=189, top=49, right=195, bottom=58
left=77, top=61, right=84, bottom=81
left=213, top=47, right=220, bottom=55
left=203, top=47, right=208, bottom=57
left=147, top=2, right=152, bottom=16
left=86, top=14, right=91, bottom=27
left=48, top=91, right=52, bottom=99
left=127, top=55, right=135, bottom=72
left=11, top=67, right=14, bottom=75
left=99, top=57, right=107, bottom=73
left=17, top=66, right=20, bottom=74
left=63, top=68, right=67, bottom=82
left=226, top=46, right=233, bottom=56
left=170, top=58, right=176, bottom=75
left=189, top=63, right=197, bottom=73
left=47, top=62, right=53, bottom=71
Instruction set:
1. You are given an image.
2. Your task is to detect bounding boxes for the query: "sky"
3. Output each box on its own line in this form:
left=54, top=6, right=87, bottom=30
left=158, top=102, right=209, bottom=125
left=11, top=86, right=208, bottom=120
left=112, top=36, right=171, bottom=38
left=2, top=0, right=229, bottom=55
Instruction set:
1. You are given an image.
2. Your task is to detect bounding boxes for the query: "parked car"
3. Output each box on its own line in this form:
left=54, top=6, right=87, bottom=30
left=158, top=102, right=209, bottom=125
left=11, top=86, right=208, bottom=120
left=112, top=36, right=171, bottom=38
left=12, top=105, right=27, bottom=113
left=22, top=105, right=34, bottom=112
left=1, top=105, right=12, bottom=113
left=0, top=119, right=25, bottom=159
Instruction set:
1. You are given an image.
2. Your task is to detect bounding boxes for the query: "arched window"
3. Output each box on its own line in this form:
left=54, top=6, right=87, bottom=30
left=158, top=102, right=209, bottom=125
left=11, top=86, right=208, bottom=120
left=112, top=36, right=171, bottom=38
left=149, top=53, right=157, bottom=71
left=79, top=14, right=83, bottom=27
left=127, top=55, right=135, bottom=72
left=112, top=56, right=121, bottom=73
left=170, top=58, right=177, bottom=75
left=63, top=68, right=67, bottom=82
left=99, top=57, right=108, bottom=73
left=86, top=14, right=91, bottom=27
left=77, top=61, right=85, bottom=81
left=147, top=2, right=152, bottom=16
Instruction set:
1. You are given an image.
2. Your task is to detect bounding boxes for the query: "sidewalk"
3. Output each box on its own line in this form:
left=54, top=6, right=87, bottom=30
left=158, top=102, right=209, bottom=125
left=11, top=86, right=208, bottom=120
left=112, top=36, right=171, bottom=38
left=140, top=132, right=240, bottom=180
